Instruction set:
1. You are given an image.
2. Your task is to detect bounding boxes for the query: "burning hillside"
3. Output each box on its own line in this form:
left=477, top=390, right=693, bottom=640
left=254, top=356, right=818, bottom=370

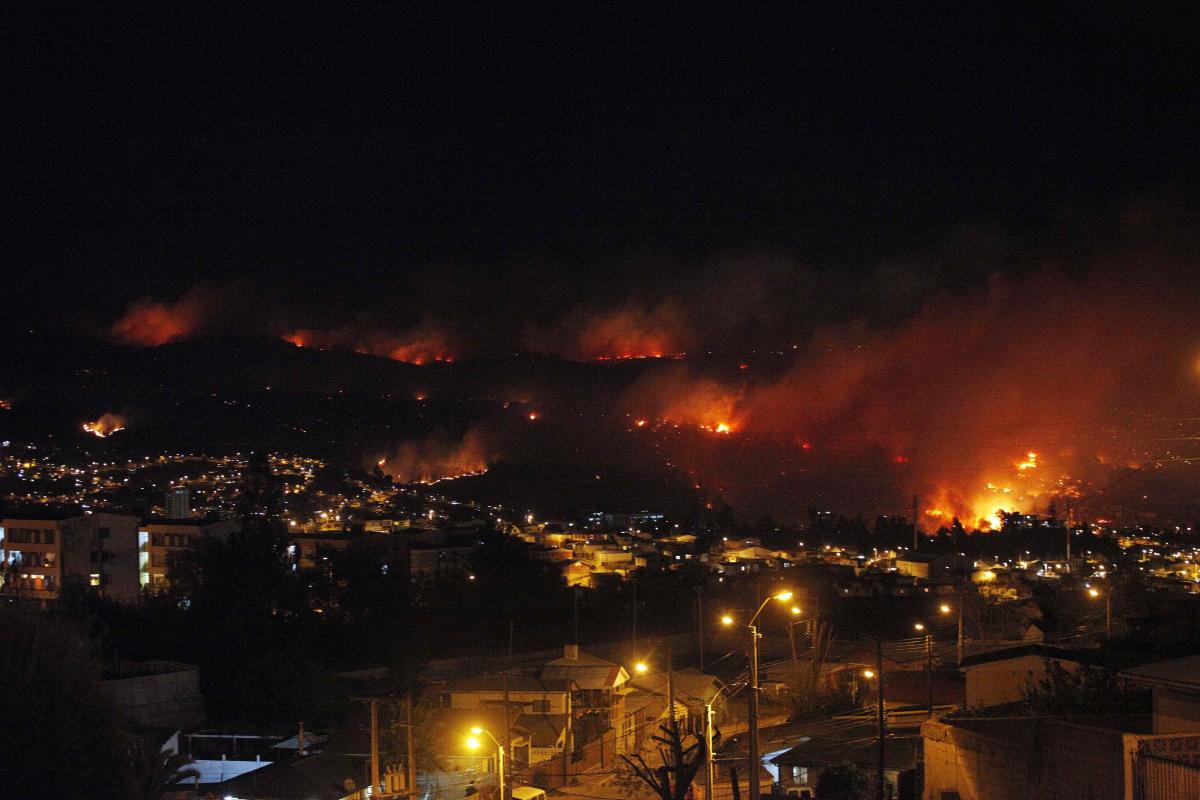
left=377, top=428, right=494, bottom=484
left=82, top=412, right=127, bottom=438
left=615, top=269, right=1200, bottom=527
left=285, top=322, right=458, bottom=365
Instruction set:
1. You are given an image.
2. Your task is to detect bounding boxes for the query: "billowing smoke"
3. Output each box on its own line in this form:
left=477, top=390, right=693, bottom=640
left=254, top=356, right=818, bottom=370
left=82, top=412, right=127, bottom=437
left=110, top=287, right=226, bottom=346
left=527, top=300, right=693, bottom=361
left=620, top=268, right=1200, bottom=527
left=622, top=366, right=744, bottom=433
left=285, top=320, right=459, bottom=365
left=377, top=427, right=495, bottom=483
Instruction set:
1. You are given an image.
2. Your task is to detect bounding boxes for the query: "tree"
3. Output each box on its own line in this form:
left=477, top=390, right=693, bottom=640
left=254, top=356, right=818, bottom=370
left=0, top=607, right=136, bottom=800
left=620, top=715, right=708, bottom=800
left=128, top=738, right=199, bottom=800
left=814, top=762, right=873, bottom=800
left=1019, top=661, right=1149, bottom=716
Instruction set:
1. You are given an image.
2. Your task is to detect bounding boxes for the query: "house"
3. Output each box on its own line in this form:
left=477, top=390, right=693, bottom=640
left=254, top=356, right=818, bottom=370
left=541, top=645, right=630, bottom=752
left=625, top=667, right=727, bottom=732
left=196, top=750, right=373, bottom=800
left=1122, top=654, right=1200, bottom=734
left=958, top=644, right=1082, bottom=708
left=770, top=719, right=921, bottom=799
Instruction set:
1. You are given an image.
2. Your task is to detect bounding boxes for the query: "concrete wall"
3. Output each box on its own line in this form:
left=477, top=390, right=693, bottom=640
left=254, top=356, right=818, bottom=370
left=964, top=655, right=1078, bottom=708
left=922, top=718, right=1137, bottom=800
left=100, top=664, right=205, bottom=730
left=1153, top=688, right=1200, bottom=734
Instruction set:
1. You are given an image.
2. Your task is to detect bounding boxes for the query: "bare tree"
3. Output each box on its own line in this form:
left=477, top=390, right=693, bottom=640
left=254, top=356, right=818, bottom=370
left=620, top=714, right=708, bottom=800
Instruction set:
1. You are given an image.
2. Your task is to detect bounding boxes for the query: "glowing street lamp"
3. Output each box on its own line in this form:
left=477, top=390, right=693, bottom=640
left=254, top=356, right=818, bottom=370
left=466, top=726, right=505, bottom=800
left=915, top=622, right=933, bottom=717
left=721, top=590, right=793, bottom=800
left=1088, top=586, right=1112, bottom=638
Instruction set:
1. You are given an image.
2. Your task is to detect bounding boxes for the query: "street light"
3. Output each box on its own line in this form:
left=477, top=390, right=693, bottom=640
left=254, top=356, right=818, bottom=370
left=915, top=622, right=933, bottom=717
left=466, top=726, right=505, bottom=800
left=721, top=589, right=792, bottom=800
left=1088, top=586, right=1112, bottom=638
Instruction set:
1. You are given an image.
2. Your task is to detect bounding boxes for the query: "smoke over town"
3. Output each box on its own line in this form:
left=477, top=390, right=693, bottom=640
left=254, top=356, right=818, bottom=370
left=100, top=238, right=1200, bottom=527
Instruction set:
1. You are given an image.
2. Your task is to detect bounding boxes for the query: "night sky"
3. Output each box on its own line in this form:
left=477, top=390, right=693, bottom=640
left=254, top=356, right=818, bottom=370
left=8, top=4, right=1200, bottom=334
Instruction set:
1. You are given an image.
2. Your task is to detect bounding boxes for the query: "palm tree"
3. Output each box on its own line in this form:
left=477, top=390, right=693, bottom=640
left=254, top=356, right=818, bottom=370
left=129, top=738, right=200, bottom=800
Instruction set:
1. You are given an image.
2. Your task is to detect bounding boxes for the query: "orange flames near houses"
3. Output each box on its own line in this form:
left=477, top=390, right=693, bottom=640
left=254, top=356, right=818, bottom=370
left=82, top=413, right=127, bottom=438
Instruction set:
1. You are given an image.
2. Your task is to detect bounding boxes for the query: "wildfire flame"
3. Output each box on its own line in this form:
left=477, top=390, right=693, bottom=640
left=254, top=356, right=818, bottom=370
left=285, top=324, right=457, bottom=365
left=82, top=413, right=127, bottom=438
left=376, top=428, right=494, bottom=484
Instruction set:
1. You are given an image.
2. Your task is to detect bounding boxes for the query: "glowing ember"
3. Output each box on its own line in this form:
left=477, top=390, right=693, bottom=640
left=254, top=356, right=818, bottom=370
left=1016, top=452, right=1038, bottom=471
left=82, top=412, right=127, bottom=438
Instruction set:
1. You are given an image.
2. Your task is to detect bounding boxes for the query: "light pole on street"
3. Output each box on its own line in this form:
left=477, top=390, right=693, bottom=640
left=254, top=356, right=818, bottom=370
left=939, top=597, right=963, bottom=665
left=914, top=622, right=933, bottom=717
left=722, top=588, right=793, bottom=800
left=466, top=726, right=505, bottom=800
left=1088, top=586, right=1112, bottom=638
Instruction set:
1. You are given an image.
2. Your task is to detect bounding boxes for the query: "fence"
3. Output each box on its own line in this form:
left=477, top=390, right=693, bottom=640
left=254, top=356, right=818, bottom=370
left=1134, top=751, right=1200, bottom=800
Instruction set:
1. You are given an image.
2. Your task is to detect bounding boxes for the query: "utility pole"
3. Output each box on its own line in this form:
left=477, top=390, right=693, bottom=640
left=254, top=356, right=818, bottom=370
left=573, top=586, right=580, bottom=643
left=502, top=674, right=511, bottom=800
left=956, top=584, right=965, bottom=666
left=748, top=622, right=761, bottom=800
left=912, top=494, right=919, bottom=551
left=875, top=637, right=886, bottom=800
left=631, top=579, right=638, bottom=646
left=1106, top=591, right=1113, bottom=638
left=696, top=584, right=705, bottom=671
left=370, top=699, right=381, bottom=799
left=1065, top=499, right=1073, bottom=562
left=925, top=632, right=933, bottom=718
left=406, top=692, right=416, bottom=798
left=704, top=701, right=715, bottom=800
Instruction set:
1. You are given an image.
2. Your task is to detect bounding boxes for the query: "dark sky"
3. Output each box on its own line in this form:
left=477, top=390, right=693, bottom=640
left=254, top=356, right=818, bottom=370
left=8, top=3, right=1200, bottom=332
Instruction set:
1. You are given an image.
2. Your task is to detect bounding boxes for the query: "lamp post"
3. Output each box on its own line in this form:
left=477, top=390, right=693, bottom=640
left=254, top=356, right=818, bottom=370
left=940, top=594, right=964, bottom=665
left=1088, top=586, right=1112, bottom=638
left=467, top=726, right=505, bottom=800
left=722, top=589, right=793, bottom=800
left=914, top=623, right=933, bottom=717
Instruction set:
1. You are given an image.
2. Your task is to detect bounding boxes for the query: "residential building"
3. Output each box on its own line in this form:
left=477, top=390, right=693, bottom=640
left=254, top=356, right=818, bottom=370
left=958, top=645, right=1082, bottom=708
left=165, top=487, right=191, bottom=519
left=1, top=512, right=141, bottom=602
left=541, top=645, right=631, bottom=753
left=1123, top=654, right=1200, bottom=734
left=141, top=517, right=240, bottom=591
